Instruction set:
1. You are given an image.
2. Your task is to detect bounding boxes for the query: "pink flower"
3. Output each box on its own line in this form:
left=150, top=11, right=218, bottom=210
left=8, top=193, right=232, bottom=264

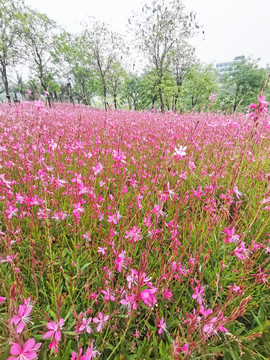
left=101, top=288, right=115, bottom=302
left=71, top=343, right=100, bottom=360
left=79, top=317, right=92, bottom=334
left=166, top=182, right=175, bottom=200
left=203, top=312, right=228, bottom=336
left=92, top=162, right=103, bottom=175
left=192, top=282, right=204, bottom=305
left=233, top=185, right=244, bottom=200
left=71, top=348, right=83, bottom=360
left=112, top=149, right=126, bottom=164
left=48, top=341, right=59, bottom=354
left=228, top=284, right=243, bottom=295
left=253, top=266, right=268, bottom=285
left=174, top=145, right=187, bottom=158
left=120, top=294, right=137, bottom=312
left=5, top=204, right=18, bottom=219
left=209, top=93, right=216, bottom=102
left=93, top=312, right=109, bottom=332
left=81, top=342, right=100, bottom=360
left=43, top=318, right=64, bottom=341
left=0, top=296, right=6, bottom=303
left=143, top=215, right=152, bottom=227
left=8, top=338, right=41, bottom=360
left=0, top=254, right=17, bottom=264
left=232, top=241, right=249, bottom=260
left=125, top=226, right=142, bottom=242
left=162, top=288, right=173, bottom=300
left=97, top=247, right=107, bottom=256
left=180, top=342, right=190, bottom=353
left=114, top=250, right=127, bottom=272
left=157, top=316, right=167, bottom=335
left=126, top=269, right=137, bottom=289
left=73, top=203, right=84, bottom=218
left=107, top=211, right=122, bottom=224
left=152, top=205, right=165, bottom=217
left=140, top=287, right=157, bottom=307
left=257, top=95, right=269, bottom=113
left=11, top=304, right=33, bottom=333
left=223, top=227, right=240, bottom=244
left=199, top=305, right=213, bottom=318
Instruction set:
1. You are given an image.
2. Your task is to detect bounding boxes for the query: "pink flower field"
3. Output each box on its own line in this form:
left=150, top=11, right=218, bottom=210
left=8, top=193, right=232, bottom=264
left=0, top=102, right=269, bottom=359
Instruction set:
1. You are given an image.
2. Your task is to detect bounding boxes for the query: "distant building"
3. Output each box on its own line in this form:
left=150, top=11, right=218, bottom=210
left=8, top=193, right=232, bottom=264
left=216, top=56, right=245, bottom=77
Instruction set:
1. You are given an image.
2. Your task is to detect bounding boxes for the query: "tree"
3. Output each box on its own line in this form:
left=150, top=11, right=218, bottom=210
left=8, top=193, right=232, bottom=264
left=218, top=58, right=268, bottom=111
left=121, top=73, right=143, bottom=110
left=22, top=8, right=58, bottom=105
left=129, top=0, right=199, bottom=112
left=107, top=61, right=126, bottom=109
left=81, top=20, right=124, bottom=110
left=12, top=72, right=27, bottom=101
left=0, top=0, right=25, bottom=102
left=181, top=64, right=217, bottom=111
left=140, top=69, right=160, bottom=110
left=53, top=31, right=97, bottom=105
left=170, top=41, right=196, bottom=111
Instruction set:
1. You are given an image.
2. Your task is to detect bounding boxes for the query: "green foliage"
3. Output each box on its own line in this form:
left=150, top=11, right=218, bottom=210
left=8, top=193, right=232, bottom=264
left=217, top=58, right=268, bottom=112
left=121, top=73, right=143, bottom=110
left=129, top=0, right=199, bottom=112
left=180, top=64, right=218, bottom=111
left=0, top=0, right=27, bottom=100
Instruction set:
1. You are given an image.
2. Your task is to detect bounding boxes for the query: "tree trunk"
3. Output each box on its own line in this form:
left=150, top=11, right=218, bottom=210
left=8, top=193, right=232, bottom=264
left=0, top=63, right=11, bottom=103
left=158, top=86, right=164, bottom=113
left=173, top=89, right=180, bottom=112
left=103, top=85, right=108, bottom=111
left=113, top=93, right=117, bottom=109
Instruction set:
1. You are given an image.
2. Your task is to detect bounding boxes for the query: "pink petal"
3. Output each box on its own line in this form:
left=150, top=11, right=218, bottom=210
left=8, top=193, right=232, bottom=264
left=86, top=326, right=92, bottom=334
left=10, top=343, right=22, bottom=356
left=25, top=351, right=37, bottom=360
left=218, top=326, right=228, bottom=332
left=96, top=323, right=102, bottom=332
left=16, top=320, right=25, bottom=334
left=203, top=324, right=211, bottom=334
left=43, top=330, right=54, bottom=338
left=11, top=315, right=21, bottom=326
left=18, top=305, right=26, bottom=316
left=55, top=330, right=61, bottom=341
left=181, top=343, right=189, bottom=352
left=92, top=317, right=99, bottom=324
left=98, top=312, right=103, bottom=319
left=46, top=321, right=56, bottom=330
left=24, top=306, right=33, bottom=316
left=79, top=325, right=85, bottom=332
left=23, top=338, right=35, bottom=352
left=34, top=343, right=42, bottom=351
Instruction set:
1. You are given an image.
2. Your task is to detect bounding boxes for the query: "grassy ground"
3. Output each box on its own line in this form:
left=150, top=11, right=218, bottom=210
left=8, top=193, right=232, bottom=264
left=0, top=102, right=269, bottom=359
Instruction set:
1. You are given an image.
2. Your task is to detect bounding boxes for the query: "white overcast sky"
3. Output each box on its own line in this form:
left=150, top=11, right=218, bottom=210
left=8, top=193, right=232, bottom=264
left=24, top=0, right=270, bottom=68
